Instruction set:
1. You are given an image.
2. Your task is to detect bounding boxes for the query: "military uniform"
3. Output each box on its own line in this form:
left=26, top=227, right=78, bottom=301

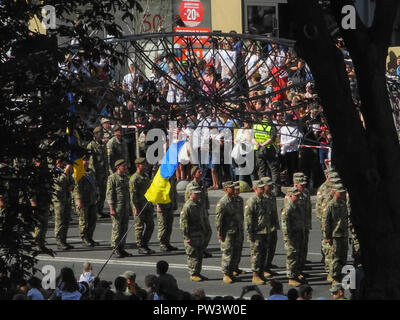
left=233, top=182, right=245, bottom=275
left=215, top=182, right=243, bottom=281
left=281, top=187, right=305, bottom=284
left=73, top=168, right=98, bottom=244
left=106, top=168, right=130, bottom=253
left=245, top=180, right=271, bottom=284
left=185, top=179, right=212, bottom=256
left=52, top=166, right=75, bottom=248
left=157, top=176, right=178, bottom=251
left=323, top=184, right=349, bottom=282
left=87, top=129, right=108, bottom=216
left=107, top=131, right=130, bottom=174
left=180, top=186, right=207, bottom=279
left=129, top=169, right=154, bottom=251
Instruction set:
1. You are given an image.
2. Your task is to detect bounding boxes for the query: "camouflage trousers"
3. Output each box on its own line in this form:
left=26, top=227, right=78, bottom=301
left=322, top=239, right=331, bottom=272
left=184, top=236, right=204, bottom=275
left=234, top=229, right=244, bottom=271
left=284, top=231, right=305, bottom=279
left=220, top=231, right=242, bottom=275
left=301, top=229, right=310, bottom=268
left=32, top=205, right=49, bottom=247
left=265, top=230, right=278, bottom=268
left=249, top=234, right=269, bottom=274
left=157, top=207, right=174, bottom=247
left=111, top=207, right=129, bottom=250
left=53, top=200, right=72, bottom=245
left=77, top=203, right=97, bottom=241
left=135, top=208, right=154, bottom=248
left=328, top=237, right=348, bottom=281
left=203, top=212, right=212, bottom=249
left=96, top=176, right=107, bottom=215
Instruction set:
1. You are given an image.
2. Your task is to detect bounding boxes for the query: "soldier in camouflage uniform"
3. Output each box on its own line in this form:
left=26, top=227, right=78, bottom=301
left=185, top=166, right=212, bottom=258
left=232, top=181, right=246, bottom=276
left=281, top=187, right=306, bottom=287
left=73, top=155, right=99, bottom=247
left=293, top=172, right=312, bottom=269
left=52, top=155, right=75, bottom=250
left=106, top=159, right=133, bottom=258
left=215, top=181, right=243, bottom=284
left=30, top=157, right=52, bottom=253
left=323, top=183, right=349, bottom=284
left=347, top=195, right=361, bottom=267
left=245, top=180, right=271, bottom=285
left=107, top=125, right=130, bottom=174
left=261, top=176, right=280, bottom=275
left=129, top=157, right=155, bottom=254
left=157, top=175, right=178, bottom=252
left=101, top=118, right=113, bottom=143
left=180, top=185, right=208, bottom=282
left=87, top=126, right=109, bottom=219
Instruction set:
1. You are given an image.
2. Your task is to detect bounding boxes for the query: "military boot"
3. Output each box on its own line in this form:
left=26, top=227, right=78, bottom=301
left=223, top=274, right=234, bottom=284
left=190, top=275, right=203, bottom=282
left=288, top=278, right=302, bottom=287
left=252, top=272, right=265, bottom=285
left=233, top=269, right=246, bottom=276
left=327, top=275, right=334, bottom=282
left=263, top=271, right=272, bottom=279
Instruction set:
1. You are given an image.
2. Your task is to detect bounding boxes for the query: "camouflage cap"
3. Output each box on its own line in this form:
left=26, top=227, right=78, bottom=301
left=233, top=181, right=241, bottom=189
left=260, top=176, right=273, bottom=186
left=188, top=185, right=202, bottom=194
left=329, top=177, right=342, bottom=184
left=332, top=183, right=346, bottom=193
left=253, top=180, right=266, bottom=188
left=191, top=165, right=200, bottom=176
left=120, top=271, right=136, bottom=282
left=294, top=178, right=308, bottom=185
left=113, top=125, right=122, bottom=132
left=285, top=187, right=301, bottom=196
left=293, top=172, right=306, bottom=178
left=135, top=157, right=146, bottom=165
left=115, top=159, right=126, bottom=168
left=329, top=283, right=344, bottom=293
left=327, top=171, right=340, bottom=178
left=222, top=181, right=235, bottom=188
left=93, top=126, right=103, bottom=134
left=100, top=117, right=111, bottom=124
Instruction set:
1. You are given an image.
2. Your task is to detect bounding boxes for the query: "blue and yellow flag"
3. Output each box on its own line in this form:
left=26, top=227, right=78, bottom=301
left=145, top=140, right=186, bottom=204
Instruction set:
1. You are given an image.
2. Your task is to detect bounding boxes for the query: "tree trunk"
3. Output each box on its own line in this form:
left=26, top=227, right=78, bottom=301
left=287, top=0, right=400, bottom=299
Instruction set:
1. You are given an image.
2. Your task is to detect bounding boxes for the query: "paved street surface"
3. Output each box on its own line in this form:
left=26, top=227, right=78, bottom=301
left=35, top=190, right=354, bottom=300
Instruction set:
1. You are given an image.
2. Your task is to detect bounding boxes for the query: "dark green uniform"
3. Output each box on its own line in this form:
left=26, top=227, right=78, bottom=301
left=264, top=193, right=280, bottom=268
left=180, top=198, right=206, bottom=276
left=233, top=193, right=244, bottom=273
left=129, top=171, right=154, bottom=248
left=106, top=172, right=130, bottom=251
left=300, top=189, right=312, bottom=268
left=107, top=136, right=130, bottom=174
left=73, top=169, right=98, bottom=242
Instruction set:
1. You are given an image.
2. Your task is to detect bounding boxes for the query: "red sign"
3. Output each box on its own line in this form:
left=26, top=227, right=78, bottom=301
left=179, top=0, right=204, bottom=28
left=174, top=27, right=210, bottom=46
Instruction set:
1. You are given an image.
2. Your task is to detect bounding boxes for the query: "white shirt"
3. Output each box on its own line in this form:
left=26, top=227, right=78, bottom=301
left=279, top=125, right=303, bottom=154
left=123, top=73, right=136, bottom=91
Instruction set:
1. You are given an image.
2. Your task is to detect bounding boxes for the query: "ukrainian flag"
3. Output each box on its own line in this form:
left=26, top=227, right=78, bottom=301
left=67, top=93, right=85, bottom=182
left=145, top=140, right=186, bottom=204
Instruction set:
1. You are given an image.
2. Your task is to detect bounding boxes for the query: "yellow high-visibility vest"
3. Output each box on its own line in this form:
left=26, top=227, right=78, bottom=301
left=253, top=121, right=275, bottom=150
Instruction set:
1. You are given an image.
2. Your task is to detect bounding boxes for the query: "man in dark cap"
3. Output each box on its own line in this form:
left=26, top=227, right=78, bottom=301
left=106, top=125, right=130, bottom=174
left=106, top=159, right=133, bottom=258
left=87, top=126, right=109, bottom=219
left=129, top=157, right=154, bottom=254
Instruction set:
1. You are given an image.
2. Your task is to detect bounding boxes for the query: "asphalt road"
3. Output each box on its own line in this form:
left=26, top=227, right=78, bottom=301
left=34, top=190, right=355, bottom=300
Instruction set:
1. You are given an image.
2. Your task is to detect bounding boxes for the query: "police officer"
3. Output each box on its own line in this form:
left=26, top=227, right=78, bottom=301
left=281, top=187, right=306, bottom=287
left=129, top=157, right=155, bottom=254
left=52, top=154, right=75, bottom=251
left=157, top=175, right=178, bottom=252
left=245, top=180, right=271, bottom=285
left=87, top=126, right=109, bottom=219
left=323, top=183, right=349, bottom=284
left=106, top=159, right=133, bottom=258
left=252, top=116, right=283, bottom=197
left=73, top=155, right=99, bottom=247
left=216, top=181, right=243, bottom=284
left=185, top=166, right=212, bottom=258
left=107, top=125, right=130, bottom=174
left=232, top=181, right=246, bottom=276
left=180, top=185, right=208, bottom=282
left=261, top=176, right=280, bottom=275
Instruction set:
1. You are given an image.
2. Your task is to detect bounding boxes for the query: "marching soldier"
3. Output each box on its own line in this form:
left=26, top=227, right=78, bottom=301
left=180, top=185, right=208, bottom=282
left=73, top=155, right=99, bottom=247
left=215, top=181, right=243, bottom=284
left=232, top=181, right=246, bottom=277
left=107, top=125, right=130, bottom=174
left=281, top=187, right=306, bottom=287
left=157, top=175, right=178, bottom=252
left=293, top=172, right=312, bottom=269
left=52, top=154, right=75, bottom=251
left=323, top=183, right=349, bottom=284
left=87, top=126, right=109, bottom=219
left=245, top=180, right=271, bottom=285
left=129, top=157, right=155, bottom=254
left=106, top=159, right=133, bottom=258
left=261, top=176, right=280, bottom=274
left=185, top=166, right=212, bottom=258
